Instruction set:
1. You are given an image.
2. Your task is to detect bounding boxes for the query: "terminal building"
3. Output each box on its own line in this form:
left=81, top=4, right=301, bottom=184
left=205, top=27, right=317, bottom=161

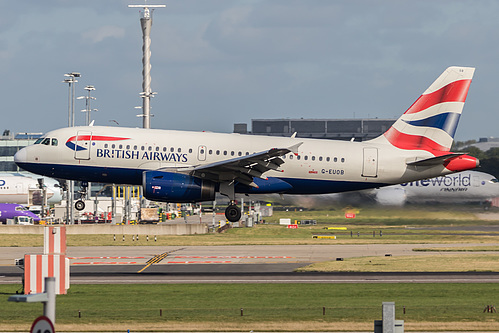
left=463, top=137, right=499, bottom=151
left=234, top=118, right=396, bottom=141
left=0, top=131, right=42, bottom=172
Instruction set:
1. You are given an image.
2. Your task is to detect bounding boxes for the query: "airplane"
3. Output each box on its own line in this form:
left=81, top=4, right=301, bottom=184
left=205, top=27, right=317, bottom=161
left=0, top=203, right=40, bottom=224
left=267, top=171, right=499, bottom=207
left=376, top=170, right=499, bottom=205
left=14, top=66, right=479, bottom=222
left=0, top=173, right=62, bottom=205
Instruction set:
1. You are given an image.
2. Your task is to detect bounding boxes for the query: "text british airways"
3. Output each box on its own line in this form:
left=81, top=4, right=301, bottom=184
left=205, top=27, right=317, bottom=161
left=96, top=149, right=188, bottom=162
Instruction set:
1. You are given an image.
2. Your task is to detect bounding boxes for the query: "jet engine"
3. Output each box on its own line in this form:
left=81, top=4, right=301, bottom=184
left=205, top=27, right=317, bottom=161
left=143, top=171, right=216, bottom=203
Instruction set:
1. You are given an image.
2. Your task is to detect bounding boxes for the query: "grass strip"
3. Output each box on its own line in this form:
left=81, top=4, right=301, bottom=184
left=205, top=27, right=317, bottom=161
left=298, top=254, right=499, bottom=272
left=3, top=224, right=499, bottom=247
left=1, top=283, right=499, bottom=331
left=413, top=246, right=499, bottom=252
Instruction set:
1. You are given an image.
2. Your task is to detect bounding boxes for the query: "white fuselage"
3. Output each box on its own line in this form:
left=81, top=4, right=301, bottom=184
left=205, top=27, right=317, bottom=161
left=0, top=174, right=61, bottom=205
left=14, top=126, right=461, bottom=197
left=396, top=170, right=499, bottom=202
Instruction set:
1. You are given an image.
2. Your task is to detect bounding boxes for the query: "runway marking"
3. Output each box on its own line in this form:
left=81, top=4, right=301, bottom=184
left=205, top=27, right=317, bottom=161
left=166, top=261, right=232, bottom=264
left=66, top=278, right=499, bottom=284
left=69, top=256, right=146, bottom=259
left=138, top=248, right=185, bottom=273
left=173, top=255, right=294, bottom=259
left=72, top=262, right=138, bottom=265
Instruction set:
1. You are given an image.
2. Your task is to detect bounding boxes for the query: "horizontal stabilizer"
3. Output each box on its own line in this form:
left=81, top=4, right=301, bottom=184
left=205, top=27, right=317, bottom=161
left=406, top=153, right=465, bottom=167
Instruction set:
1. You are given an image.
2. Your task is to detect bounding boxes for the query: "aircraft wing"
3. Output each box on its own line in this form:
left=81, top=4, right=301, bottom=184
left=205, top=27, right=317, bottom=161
left=174, top=142, right=302, bottom=188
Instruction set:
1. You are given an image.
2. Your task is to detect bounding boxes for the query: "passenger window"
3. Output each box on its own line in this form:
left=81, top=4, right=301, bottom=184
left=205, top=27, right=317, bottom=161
left=133, top=145, right=137, bottom=150
left=341, top=158, right=345, bottom=163
left=141, top=146, right=145, bottom=151
left=326, top=157, right=330, bottom=162
left=170, top=147, right=174, bottom=152
left=209, top=150, right=213, bottom=155
left=148, top=146, right=152, bottom=151
left=119, top=145, right=123, bottom=149
left=319, top=156, right=322, bottom=161
left=51, top=138, right=58, bottom=146
left=189, top=148, right=193, bottom=153
left=231, top=151, right=235, bottom=156
left=112, top=144, right=115, bottom=149
left=224, top=151, right=227, bottom=156
left=304, top=156, right=308, bottom=161
left=238, top=151, right=242, bottom=156
left=334, top=157, right=338, bottom=162
left=178, top=148, right=182, bottom=153
left=297, top=155, right=301, bottom=160
left=163, top=147, right=167, bottom=152
left=126, top=145, right=130, bottom=150
left=289, top=155, right=293, bottom=160
left=216, top=150, right=220, bottom=155
left=155, top=146, right=159, bottom=151
left=312, top=156, right=315, bottom=161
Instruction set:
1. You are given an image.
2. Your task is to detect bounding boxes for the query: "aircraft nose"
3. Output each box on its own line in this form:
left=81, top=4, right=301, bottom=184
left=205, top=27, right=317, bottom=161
left=14, top=148, right=27, bottom=164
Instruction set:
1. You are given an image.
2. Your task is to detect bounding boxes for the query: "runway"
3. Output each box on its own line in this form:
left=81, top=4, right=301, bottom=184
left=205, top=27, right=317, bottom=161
left=1, top=243, right=499, bottom=284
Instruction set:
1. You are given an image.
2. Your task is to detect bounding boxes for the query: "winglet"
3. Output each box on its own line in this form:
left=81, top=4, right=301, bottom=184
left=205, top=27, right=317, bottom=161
left=288, top=142, right=303, bottom=155
left=291, top=132, right=297, bottom=139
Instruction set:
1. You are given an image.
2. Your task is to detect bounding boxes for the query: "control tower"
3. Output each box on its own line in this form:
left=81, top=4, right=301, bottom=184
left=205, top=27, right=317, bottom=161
left=128, top=3, right=165, bottom=129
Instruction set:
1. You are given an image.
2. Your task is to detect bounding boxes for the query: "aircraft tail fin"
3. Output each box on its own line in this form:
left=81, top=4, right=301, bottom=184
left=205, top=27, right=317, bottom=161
left=381, top=66, right=475, bottom=153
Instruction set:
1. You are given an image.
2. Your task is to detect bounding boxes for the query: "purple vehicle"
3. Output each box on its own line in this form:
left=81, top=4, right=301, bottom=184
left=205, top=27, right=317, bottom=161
left=0, top=203, right=40, bottom=224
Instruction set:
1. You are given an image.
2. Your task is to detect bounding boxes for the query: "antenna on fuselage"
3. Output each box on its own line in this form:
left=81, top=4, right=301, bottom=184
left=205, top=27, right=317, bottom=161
left=128, top=1, right=165, bottom=129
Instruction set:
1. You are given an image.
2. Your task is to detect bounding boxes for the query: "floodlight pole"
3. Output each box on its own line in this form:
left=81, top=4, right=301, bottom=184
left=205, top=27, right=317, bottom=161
left=79, top=85, right=97, bottom=126
left=77, top=85, right=96, bottom=201
left=63, top=72, right=80, bottom=225
left=128, top=3, right=165, bottom=129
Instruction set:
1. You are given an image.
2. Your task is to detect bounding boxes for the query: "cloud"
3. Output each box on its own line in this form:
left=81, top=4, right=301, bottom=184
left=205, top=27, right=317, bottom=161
left=81, top=26, right=125, bottom=44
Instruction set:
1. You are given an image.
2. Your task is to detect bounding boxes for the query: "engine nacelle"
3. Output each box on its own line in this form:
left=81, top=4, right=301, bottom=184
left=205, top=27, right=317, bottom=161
left=143, top=171, right=215, bottom=203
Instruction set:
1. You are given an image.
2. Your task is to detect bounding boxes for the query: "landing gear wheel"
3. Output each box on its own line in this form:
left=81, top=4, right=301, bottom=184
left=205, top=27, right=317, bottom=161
left=225, top=204, right=241, bottom=222
left=75, top=200, right=85, bottom=211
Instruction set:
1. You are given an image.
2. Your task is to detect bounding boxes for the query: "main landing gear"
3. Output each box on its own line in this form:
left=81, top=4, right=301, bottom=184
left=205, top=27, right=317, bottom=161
left=225, top=201, right=241, bottom=222
left=220, top=181, right=241, bottom=222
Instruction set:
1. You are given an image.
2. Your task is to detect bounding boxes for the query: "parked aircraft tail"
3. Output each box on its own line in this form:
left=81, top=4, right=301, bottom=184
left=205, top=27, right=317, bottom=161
left=381, top=66, right=475, bottom=153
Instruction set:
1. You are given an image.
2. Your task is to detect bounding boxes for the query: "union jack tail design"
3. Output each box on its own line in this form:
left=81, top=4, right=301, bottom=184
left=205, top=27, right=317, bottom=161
left=382, top=66, right=475, bottom=153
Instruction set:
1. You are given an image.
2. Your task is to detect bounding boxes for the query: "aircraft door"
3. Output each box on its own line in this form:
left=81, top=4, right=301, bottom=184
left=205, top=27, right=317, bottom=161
left=472, top=174, right=481, bottom=187
left=362, top=147, right=378, bottom=178
left=74, top=131, right=92, bottom=160
left=198, top=145, right=207, bottom=161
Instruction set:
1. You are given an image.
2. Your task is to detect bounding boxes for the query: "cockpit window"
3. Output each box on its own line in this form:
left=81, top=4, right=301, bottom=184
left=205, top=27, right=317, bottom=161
left=51, top=138, right=58, bottom=146
left=15, top=206, right=28, bottom=211
left=41, top=138, right=51, bottom=145
left=490, top=178, right=499, bottom=183
left=34, top=138, right=43, bottom=144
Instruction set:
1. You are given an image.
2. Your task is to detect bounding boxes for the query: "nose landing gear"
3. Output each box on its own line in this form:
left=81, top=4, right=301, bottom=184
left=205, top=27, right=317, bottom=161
left=74, top=182, right=88, bottom=211
left=75, top=200, right=85, bottom=211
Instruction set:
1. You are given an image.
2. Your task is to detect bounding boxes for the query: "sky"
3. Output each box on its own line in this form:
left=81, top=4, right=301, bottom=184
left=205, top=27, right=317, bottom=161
left=0, top=0, right=498, bottom=141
